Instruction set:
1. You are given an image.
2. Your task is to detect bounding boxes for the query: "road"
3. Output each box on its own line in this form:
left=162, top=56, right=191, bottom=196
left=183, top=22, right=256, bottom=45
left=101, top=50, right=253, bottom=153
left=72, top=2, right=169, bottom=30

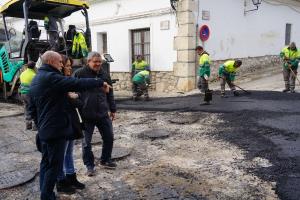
left=0, top=71, right=300, bottom=200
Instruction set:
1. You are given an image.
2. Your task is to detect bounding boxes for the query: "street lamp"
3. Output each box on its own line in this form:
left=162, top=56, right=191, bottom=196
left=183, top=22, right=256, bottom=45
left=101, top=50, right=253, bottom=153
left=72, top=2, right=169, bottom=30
left=244, top=0, right=262, bottom=15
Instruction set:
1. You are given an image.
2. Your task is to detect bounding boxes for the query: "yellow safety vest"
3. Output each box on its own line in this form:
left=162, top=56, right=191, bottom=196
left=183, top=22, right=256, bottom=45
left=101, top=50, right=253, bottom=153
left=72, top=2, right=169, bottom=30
left=280, top=47, right=300, bottom=60
left=224, top=60, right=238, bottom=74
left=199, top=53, right=211, bottom=66
left=20, top=68, right=36, bottom=94
left=20, top=68, right=36, bottom=85
left=72, top=32, right=88, bottom=58
left=132, top=60, right=148, bottom=71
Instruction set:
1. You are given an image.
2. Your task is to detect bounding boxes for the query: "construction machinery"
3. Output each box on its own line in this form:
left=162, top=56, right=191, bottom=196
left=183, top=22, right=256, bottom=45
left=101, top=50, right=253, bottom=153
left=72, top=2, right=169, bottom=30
left=0, top=0, right=91, bottom=99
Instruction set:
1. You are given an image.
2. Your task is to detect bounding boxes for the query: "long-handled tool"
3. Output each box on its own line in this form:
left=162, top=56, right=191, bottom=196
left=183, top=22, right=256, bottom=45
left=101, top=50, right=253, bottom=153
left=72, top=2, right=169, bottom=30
left=219, top=76, right=251, bottom=95
left=287, top=64, right=300, bottom=86
left=232, top=83, right=252, bottom=94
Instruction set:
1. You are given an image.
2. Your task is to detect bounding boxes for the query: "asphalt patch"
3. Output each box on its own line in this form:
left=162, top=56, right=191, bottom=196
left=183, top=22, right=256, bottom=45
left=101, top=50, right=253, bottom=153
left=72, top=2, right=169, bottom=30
left=140, top=129, right=170, bottom=139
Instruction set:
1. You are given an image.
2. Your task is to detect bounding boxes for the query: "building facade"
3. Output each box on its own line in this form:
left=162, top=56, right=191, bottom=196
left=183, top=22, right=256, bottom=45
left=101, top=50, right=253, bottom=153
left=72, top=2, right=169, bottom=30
left=9, top=0, right=300, bottom=92
left=74, top=0, right=300, bottom=92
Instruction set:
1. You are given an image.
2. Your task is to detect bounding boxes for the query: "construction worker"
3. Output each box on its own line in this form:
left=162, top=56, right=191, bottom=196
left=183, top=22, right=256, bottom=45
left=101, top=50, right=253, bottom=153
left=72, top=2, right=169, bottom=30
left=44, top=16, right=59, bottom=51
left=195, top=46, right=211, bottom=93
left=132, top=66, right=151, bottom=101
left=280, top=42, right=300, bottom=93
left=131, top=55, right=149, bottom=76
left=72, top=32, right=88, bottom=59
left=218, top=59, right=242, bottom=97
left=19, top=61, right=36, bottom=130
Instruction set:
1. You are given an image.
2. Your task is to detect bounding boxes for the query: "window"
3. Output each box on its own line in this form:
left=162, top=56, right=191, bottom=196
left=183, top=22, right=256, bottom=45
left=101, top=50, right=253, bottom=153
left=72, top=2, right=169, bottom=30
left=131, top=28, right=150, bottom=64
left=97, top=32, right=107, bottom=54
left=285, top=23, right=292, bottom=45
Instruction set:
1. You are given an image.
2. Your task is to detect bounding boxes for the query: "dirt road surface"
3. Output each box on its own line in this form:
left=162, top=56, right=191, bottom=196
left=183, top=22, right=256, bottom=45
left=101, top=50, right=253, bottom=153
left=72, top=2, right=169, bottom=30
left=0, top=71, right=299, bottom=200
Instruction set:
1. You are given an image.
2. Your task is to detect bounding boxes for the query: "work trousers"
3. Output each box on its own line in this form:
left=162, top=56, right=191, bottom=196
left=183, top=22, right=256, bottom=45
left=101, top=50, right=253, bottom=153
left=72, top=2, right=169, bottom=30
left=197, top=76, right=209, bottom=93
left=82, top=116, right=114, bottom=170
left=220, top=75, right=236, bottom=94
left=20, top=93, right=33, bottom=127
left=283, top=68, right=297, bottom=91
left=133, top=83, right=149, bottom=98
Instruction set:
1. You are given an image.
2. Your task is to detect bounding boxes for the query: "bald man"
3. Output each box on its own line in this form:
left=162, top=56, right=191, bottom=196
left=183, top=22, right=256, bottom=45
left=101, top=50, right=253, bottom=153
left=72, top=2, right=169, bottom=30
left=28, top=51, right=110, bottom=200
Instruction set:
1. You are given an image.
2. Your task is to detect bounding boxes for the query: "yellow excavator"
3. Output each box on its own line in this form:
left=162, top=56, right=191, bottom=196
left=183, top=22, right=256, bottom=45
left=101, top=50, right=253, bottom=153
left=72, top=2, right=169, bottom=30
left=0, top=0, right=91, bottom=99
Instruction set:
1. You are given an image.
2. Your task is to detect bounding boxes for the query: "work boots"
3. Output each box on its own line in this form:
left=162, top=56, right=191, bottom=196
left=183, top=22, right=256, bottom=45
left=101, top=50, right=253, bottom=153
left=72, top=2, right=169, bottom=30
left=282, top=88, right=290, bottom=92
left=233, top=91, right=239, bottom=96
left=221, top=93, right=226, bottom=98
left=66, top=173, right=85, bottom=190
left=144, top=95, right=150, bottom=101
left=25, top=121, right=32, bottom=130
left=56, top=179, right=76, bottom=194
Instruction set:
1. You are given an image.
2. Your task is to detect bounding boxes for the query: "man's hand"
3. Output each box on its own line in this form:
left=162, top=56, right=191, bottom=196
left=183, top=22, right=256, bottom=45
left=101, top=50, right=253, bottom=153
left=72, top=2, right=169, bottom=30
left=216, top=76, right=220, bottom=81
left=68, top=92, right=79, bottom=99
left=110, top=112, right=116, bottom=121
left=204, top=74, right=209, bottom=81
left=103, top=82, right=112, bottom=93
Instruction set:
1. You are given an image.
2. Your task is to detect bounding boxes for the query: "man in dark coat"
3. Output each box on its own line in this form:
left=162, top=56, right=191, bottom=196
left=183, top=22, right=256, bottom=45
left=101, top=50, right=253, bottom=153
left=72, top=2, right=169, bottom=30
left=74, top=52, right=117, bottom=176
left=28, top=51, right=110, bottom=200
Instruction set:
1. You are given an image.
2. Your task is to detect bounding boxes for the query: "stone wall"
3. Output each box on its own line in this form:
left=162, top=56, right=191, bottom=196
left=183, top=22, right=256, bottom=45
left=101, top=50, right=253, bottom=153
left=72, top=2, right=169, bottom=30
left=110, top=55, right=281, bottom=92
left=209, top=55, right=281, bottom=81
left=110, top=71, right=178, bottom=92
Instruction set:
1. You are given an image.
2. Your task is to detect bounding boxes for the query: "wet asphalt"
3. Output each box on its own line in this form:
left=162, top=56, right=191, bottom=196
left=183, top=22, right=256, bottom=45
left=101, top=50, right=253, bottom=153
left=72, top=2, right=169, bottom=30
left=117, top=90, right=300, bottom=200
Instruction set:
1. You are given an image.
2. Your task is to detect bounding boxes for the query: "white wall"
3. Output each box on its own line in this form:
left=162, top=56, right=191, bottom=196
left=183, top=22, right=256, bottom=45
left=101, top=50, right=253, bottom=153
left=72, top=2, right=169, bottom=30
left=87, top=0, right=172, bottom=20
left=65, top=0, right=177, bottom=72
left=196, top=0, right=300, bottom=60
left=90, top=15, right=176, bottom=72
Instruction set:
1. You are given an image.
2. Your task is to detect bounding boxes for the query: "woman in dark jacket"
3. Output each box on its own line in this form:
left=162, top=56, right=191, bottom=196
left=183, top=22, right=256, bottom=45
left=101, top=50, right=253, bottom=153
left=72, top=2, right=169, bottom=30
left=56, top=55, right=85, bottom=194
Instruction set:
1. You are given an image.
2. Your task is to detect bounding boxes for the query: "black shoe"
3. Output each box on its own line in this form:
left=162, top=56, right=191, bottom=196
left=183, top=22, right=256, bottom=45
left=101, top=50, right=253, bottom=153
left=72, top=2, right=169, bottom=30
left=282, top=88, right=290, bottom=92
left=56, top=179, right=76, bottom=194
left=26, top=122, right=32, bottom=130
left=100, top=160, right=117, bottom=169
left=144, top=96, right=150, bottom=101
left=86, top=168, right=95, bottom=177
left=133, top=96, right=138, bottom=101
left=233, top=91, right=239, bottom=96
left=290, top=89, right=295, bottom=93
left=32, top=124, right=37, bottom=131
left=66, top=173, right=85, bottom=190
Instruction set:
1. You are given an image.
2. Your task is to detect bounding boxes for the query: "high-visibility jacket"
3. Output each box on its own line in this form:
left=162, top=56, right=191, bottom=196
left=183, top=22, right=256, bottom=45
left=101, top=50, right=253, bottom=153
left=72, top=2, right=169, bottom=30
left=72, top=32, right=88, bottom=58
left=198, top=52, right=211, bottom=77
left=280, top=47, right=300, bottom=69
left=20, top=68, right=36, bottom=94
left=218, top=60, right=238, bottom=81
left=132, top=70, right=150, bottom=85
left=132, top=60, right=149, bottom=72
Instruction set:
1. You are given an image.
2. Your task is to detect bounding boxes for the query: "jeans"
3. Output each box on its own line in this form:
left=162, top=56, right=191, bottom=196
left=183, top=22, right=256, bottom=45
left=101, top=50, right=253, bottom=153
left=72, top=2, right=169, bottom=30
left=82, top=116, right=114, bottom=169
left=57, top=140, right=75, bottom=181
left=40, top=139, right=66, bottom=200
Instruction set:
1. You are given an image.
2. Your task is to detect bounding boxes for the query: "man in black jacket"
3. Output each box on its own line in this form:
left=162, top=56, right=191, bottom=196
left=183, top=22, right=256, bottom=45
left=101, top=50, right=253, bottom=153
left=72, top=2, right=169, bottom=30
left=74, top=52, right=117, bottom=176
left=29, top=51, right=110, bottom=200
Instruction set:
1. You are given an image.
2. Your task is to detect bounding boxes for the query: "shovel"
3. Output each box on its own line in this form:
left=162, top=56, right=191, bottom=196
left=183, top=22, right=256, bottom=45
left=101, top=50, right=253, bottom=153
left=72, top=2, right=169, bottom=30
left=219, top=76, right=251, bottom=95
left=287, top=64, right=300, bottom=86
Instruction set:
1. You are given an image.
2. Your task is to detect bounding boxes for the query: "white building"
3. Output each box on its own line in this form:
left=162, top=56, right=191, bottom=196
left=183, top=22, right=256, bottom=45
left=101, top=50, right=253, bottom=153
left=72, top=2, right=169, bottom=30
left=9, top=0, right=300, bottom=92
left=69, top=0, right=300, bottom=92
